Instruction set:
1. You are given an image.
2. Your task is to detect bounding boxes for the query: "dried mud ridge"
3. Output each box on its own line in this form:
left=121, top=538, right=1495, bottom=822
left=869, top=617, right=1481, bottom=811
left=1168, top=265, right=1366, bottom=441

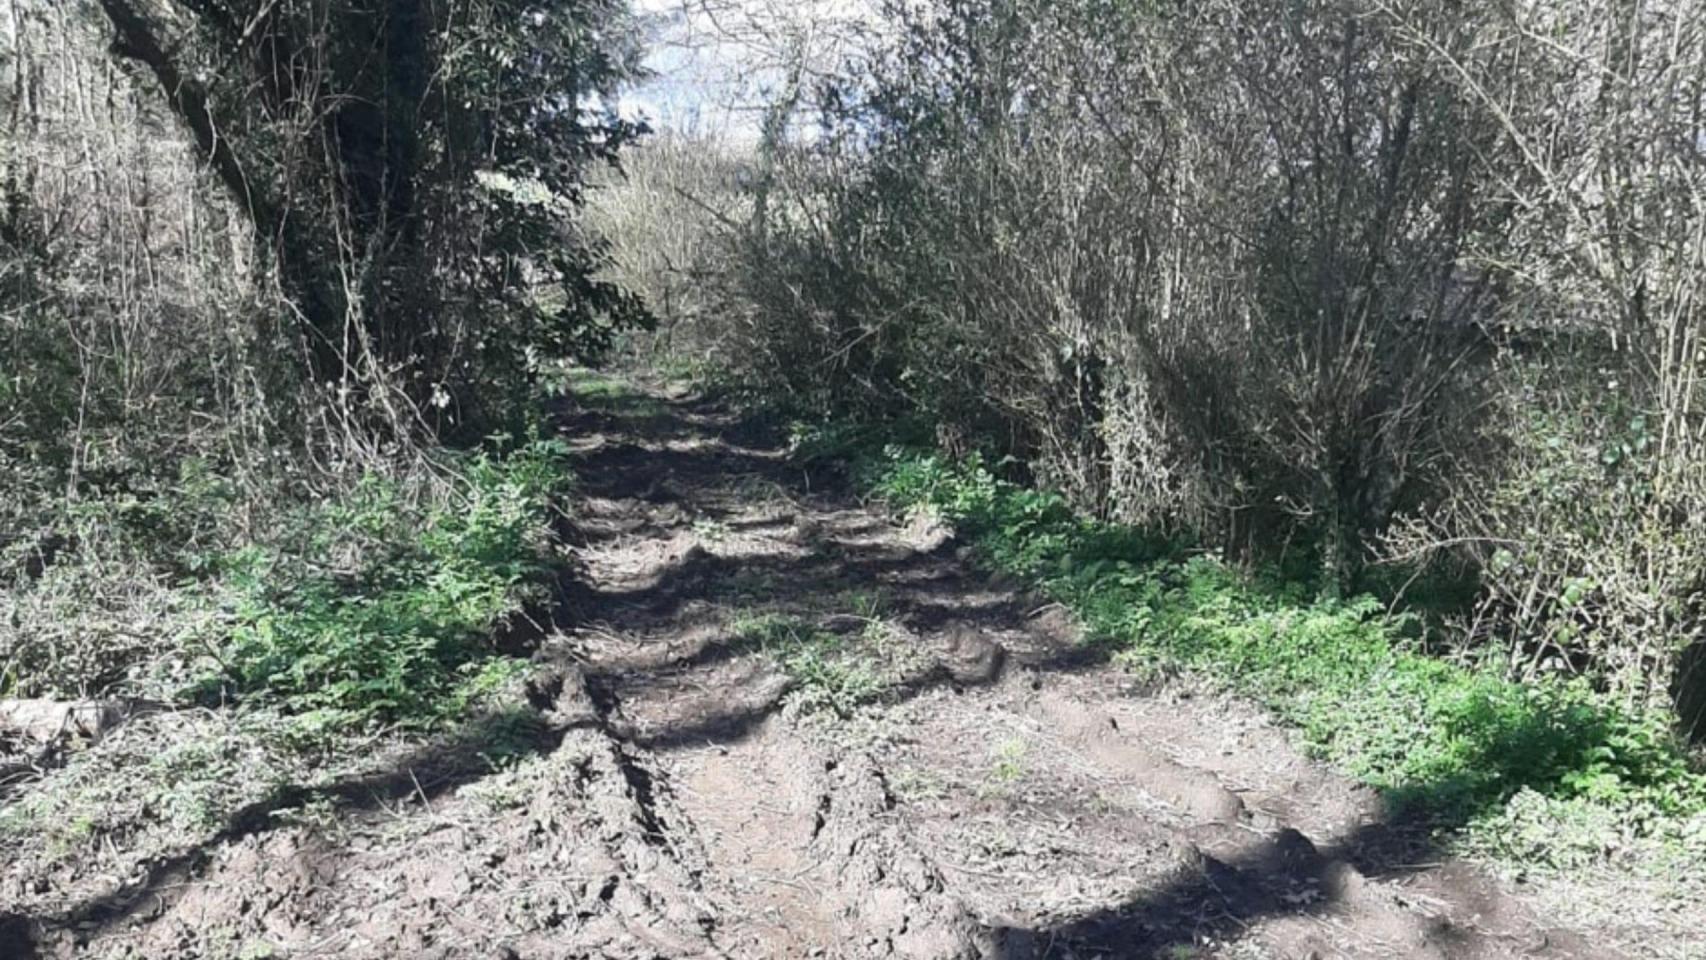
left=3, top=386, right=1606, bottom=959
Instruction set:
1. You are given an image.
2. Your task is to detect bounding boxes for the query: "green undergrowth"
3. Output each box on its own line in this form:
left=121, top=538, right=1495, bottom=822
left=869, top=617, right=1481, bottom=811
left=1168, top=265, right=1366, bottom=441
left=187, top=438, right=569, bottom=741
left=852, top=443, right=1706, bottom=864
left=3, top=433, right=569, bottom=745
left=0, top=435, right=569, bottom=873
left=731, top=612, right=885, bottom=715
left=561, top=366, right=670, bottom=417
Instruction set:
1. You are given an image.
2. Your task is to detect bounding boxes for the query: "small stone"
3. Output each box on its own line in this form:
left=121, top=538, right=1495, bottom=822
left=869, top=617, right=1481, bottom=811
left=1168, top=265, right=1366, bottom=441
left=938, top=622, right=1006, bottom=686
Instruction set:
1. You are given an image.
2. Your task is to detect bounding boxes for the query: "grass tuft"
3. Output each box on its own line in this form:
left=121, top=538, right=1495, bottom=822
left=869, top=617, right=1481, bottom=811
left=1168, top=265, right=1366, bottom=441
left=731, top=613, right=884, bottom=715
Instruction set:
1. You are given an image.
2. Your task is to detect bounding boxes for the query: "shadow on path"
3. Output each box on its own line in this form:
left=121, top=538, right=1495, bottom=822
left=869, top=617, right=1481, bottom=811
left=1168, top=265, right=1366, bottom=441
left=553, top=387, right=1592, bottom=960
left=1, top=383, right=1596, bottom=960
left=7, top=706, right=581, bottom=958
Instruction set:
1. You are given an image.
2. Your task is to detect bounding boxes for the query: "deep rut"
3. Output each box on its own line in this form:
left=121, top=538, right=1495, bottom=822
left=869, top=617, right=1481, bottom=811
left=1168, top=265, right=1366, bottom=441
left=551, top=386, right=1600, bottom=960
left=16, top=383, right=1606, bottom=959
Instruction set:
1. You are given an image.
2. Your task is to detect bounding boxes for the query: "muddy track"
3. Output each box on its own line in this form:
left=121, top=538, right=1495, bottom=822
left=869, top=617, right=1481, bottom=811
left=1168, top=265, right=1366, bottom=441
left=11, top=384, right=1606, bottom=959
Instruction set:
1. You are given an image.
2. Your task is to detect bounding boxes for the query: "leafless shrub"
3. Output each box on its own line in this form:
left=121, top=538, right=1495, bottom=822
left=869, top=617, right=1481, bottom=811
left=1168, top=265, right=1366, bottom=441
left=1378, top=0, right=1706, bottom=721
left=588, top=132, right=752, bottom=367
left=638, top=0, right=1706, bottom=728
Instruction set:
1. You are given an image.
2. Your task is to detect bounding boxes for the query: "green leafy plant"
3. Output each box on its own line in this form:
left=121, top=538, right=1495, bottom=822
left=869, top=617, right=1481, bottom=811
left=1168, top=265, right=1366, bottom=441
left=190, top=440, right=568, bottom=738
left=860, top=445, right=1706, bottom=844
left=990, top=738, right=1028, bottom=784
left=733, top=614, right=884, bottom=715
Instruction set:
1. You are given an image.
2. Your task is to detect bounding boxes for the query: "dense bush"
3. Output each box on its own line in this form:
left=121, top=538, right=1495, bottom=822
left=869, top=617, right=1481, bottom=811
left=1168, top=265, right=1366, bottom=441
left=1389, top=354, right=1706, bottom=727
left=0, top=5, right=622, bottom=731
left=601, top=0, right=1706, bottom=733
left=701, top=0, right=1523, bottom=564
left=85, top=0, right=650, bottom=420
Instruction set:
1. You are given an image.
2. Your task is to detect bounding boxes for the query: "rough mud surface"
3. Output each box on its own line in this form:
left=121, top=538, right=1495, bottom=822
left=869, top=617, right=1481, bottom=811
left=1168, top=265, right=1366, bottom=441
left=2, top=384, right=1613, bottom=959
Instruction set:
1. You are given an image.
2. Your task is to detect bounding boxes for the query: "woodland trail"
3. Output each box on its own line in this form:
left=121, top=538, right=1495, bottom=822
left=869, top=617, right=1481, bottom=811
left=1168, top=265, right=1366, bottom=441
left=18, top=380, right=1606, bottom=959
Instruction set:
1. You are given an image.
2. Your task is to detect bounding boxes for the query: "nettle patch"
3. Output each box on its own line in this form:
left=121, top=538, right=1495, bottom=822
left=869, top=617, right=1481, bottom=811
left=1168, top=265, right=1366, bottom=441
left=186, top=439, right=569, bottom=741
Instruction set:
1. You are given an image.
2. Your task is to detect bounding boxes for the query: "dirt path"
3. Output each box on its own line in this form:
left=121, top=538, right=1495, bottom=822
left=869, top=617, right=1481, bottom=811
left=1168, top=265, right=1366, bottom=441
left=12, top=383, right=1606, bottom=959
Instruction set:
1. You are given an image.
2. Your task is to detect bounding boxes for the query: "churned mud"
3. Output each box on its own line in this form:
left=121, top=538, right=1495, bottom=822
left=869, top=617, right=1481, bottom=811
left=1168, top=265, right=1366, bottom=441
left=1, top=381, right=1611, bottom=959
